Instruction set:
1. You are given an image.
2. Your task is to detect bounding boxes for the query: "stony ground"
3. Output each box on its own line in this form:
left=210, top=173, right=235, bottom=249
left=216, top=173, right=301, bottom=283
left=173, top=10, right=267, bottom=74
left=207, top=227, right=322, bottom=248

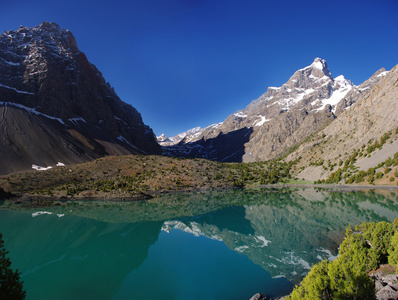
left=0, top=155, right=287, bottom=201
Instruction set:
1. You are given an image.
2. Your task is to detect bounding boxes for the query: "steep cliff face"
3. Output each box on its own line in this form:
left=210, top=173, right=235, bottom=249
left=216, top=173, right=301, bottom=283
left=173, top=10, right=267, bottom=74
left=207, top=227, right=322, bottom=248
left=162, top=58, right=386, bottom=162
left=0, top=22, right=160, bottom=175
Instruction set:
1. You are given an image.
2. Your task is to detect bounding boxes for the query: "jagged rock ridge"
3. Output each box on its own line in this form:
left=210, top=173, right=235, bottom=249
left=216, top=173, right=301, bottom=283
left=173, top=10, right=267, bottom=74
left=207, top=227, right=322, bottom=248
left=157, top=122, right=223, bottom=147
left=162, top=58, right=388, bottom=162
left=290, top=63, right=398, bottom=181
left=0, top=22, right=160, bottom=175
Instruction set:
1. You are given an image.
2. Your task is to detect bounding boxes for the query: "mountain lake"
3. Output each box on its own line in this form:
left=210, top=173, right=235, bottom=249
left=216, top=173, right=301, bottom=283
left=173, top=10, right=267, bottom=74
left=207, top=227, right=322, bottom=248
left=0, top=187, right=397, bottom=299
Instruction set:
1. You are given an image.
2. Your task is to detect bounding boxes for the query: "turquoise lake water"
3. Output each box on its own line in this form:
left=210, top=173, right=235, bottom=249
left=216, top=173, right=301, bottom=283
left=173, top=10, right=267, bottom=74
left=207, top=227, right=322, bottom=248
left=0, top=187, right=397, bottom=299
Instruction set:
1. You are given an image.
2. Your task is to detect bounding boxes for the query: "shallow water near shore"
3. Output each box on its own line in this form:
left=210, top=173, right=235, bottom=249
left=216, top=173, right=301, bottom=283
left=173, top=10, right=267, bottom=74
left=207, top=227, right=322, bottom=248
left=0, top=187, right=397, bottom=299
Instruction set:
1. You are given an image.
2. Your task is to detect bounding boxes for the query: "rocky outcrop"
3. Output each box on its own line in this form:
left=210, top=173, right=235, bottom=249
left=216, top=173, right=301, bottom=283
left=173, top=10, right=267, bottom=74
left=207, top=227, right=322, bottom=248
left=371, top=266, right=398, bottom=300
left=0, top=22, right=160, bottom=174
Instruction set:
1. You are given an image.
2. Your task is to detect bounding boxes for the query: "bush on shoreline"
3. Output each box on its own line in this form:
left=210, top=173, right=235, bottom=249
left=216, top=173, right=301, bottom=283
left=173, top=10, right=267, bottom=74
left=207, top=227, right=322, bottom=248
left=286, top=219, right=398, bottom=299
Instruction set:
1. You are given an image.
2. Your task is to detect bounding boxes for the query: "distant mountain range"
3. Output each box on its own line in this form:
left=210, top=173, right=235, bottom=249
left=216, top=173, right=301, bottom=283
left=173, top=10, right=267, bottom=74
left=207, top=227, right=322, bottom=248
left=158, top=57, right=395, bottom=168
left=0, top=22, right=160, bottom=175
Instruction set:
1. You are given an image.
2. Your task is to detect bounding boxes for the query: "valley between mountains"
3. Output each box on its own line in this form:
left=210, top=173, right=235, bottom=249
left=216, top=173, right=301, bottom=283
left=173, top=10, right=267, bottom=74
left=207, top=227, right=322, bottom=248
left=1, top=22, right=398, bottom=200
left=1, top=21, right=398, bottom=300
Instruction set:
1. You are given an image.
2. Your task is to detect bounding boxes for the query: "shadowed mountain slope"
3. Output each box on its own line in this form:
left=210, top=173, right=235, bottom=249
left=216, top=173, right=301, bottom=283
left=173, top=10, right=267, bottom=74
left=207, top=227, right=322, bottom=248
left=0, top=22, right=160, bottom=175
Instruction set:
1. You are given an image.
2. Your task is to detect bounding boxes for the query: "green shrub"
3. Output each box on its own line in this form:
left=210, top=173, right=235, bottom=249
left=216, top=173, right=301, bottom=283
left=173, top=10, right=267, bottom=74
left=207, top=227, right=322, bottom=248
left=286, top=220, right=398, bottom=300
left=288, top=260, right=332, bottom=300
left=388, top=231, right=398, bottom=268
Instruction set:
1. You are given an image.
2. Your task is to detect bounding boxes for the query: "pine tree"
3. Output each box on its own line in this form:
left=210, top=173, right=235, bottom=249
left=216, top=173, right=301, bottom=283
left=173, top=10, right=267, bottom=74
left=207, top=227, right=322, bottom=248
left=0, top=233, right=26, bottom=299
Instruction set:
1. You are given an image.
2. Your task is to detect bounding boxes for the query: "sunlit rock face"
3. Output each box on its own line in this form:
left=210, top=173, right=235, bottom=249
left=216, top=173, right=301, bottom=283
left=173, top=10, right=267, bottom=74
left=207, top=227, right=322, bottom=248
left=161, top=58, right=387, bottom=163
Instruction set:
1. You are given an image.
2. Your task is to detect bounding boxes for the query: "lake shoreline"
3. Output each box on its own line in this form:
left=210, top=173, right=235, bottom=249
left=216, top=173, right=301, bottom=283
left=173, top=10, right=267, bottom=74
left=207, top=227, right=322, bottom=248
left=2, top=183, right=398, bottom=208
left=256, top=183, right=398, bottom=190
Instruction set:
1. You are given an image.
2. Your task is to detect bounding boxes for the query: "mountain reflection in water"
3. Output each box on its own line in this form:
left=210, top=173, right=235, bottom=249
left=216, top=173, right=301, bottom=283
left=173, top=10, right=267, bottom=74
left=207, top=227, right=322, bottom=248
left=0, top=187, right=397, bottom=299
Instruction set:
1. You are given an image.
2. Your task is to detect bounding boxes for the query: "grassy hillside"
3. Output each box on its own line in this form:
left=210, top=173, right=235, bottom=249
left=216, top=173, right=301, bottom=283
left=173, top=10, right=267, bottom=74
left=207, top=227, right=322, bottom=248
left=289, top=127, right=398, bottom=186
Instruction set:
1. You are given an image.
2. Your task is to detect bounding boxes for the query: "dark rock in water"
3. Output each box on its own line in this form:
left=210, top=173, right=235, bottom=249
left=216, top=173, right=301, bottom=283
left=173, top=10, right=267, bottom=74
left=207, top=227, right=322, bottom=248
left=0, top=22, right=161, bottom=175
left=249, top=293, right=267, bottom=300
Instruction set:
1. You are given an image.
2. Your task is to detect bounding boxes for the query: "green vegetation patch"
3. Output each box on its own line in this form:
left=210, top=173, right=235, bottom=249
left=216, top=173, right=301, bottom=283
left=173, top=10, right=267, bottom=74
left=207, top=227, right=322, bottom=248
left=286, top=219, right=398, bottom=300
left=0, top=155, right=299, bottom=199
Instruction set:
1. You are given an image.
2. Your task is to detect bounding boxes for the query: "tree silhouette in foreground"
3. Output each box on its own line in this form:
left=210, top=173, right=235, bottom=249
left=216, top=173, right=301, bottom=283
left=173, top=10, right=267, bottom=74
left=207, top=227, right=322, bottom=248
left=0, top=233, right=25, bottom=299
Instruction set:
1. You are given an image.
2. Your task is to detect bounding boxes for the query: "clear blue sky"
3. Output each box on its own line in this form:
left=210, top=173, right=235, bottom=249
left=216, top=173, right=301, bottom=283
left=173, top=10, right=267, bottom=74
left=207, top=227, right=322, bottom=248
left=2, top=0, right=398, bottom=137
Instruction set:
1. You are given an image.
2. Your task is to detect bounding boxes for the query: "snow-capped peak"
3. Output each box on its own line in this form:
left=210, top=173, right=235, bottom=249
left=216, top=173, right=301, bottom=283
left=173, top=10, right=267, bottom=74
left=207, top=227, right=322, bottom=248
left=299, top=57, right=327, bottom=72
left=311, top=57, right=327, bottom=70
left=297, top=57, right=333, bottom=81
left=157, top=134, right=170, bottom=142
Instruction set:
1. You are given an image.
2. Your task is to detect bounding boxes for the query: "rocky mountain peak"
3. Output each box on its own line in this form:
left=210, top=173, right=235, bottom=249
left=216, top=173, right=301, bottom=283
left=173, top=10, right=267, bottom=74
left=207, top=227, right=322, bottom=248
left=284, top=57, right=333, bottom=91
left=0, top=22, right=161, bottom=174
left=157, top=134, right=170, bottom=142
left=162, top=58, right=389, bottom=163
left=310, top=57, right=332, bottom=77
left=4, top=22, right=79, bottom=57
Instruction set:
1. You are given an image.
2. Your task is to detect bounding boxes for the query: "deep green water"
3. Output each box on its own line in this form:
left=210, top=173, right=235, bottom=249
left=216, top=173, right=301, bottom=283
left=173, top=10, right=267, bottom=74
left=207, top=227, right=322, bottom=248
left=1, top=188, right=398, bottom=299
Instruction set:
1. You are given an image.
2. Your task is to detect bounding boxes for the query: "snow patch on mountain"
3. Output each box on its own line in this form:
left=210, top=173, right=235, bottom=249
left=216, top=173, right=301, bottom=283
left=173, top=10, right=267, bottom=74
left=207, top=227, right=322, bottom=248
left=254, top=115, right=270, bottom=127
left=68, top=117, right=87, bottom=126
left=1, top=102, right=65, bottom=124
left=234, top=112, right=248, bottom=118
left=114, top=115, right=128, bottom=126
left=0, top=83, right=35, bottom=95
left=312, top=75, right=354, bottom=112
left=32, top=164, right=53, bottom=171
left=377, top=71, right=389, bottom=78
left=116, top=135, right=140, bottom=151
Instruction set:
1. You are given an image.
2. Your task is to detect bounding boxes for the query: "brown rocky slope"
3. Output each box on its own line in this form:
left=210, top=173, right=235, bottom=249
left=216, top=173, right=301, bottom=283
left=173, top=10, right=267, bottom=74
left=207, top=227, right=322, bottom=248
left=288, top=63, right=398, bottom=183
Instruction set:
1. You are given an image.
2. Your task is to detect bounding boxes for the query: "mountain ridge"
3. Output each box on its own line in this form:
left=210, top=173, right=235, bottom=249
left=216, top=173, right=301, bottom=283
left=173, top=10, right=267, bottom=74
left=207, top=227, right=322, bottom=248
left=0, top=22, right=160, bottom=175
left=160, top=58, right=389, bottom=163
left=290, top=63, right=398, bottom=182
